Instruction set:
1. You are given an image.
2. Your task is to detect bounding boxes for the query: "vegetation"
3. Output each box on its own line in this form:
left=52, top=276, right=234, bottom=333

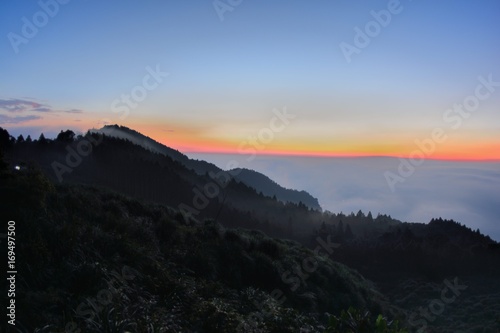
left=325, top=307, right=407, bottom=333
left=2, top=126, right=500, bottom=332
left=1, top=163, right=400, bottom=332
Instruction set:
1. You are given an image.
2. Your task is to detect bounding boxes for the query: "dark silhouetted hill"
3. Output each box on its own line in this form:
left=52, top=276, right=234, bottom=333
left=231, top=167, right=321, bottom=210
left=92, top=125, right=321, bottom=210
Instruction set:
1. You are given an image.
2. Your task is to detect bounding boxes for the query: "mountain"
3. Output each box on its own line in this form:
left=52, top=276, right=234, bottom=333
left=2, top=126, right=500, bottom=332
left=2, top=126, right=327, bottom=242
left=1, top=141, right=397, bottom=332
left=92, top=125, right=321, bottom=209
left=231, top=167, right=321, bottom=210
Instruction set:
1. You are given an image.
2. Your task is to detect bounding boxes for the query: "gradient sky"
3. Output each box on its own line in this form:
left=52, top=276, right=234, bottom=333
left=1, top=0, right=499, bottom=160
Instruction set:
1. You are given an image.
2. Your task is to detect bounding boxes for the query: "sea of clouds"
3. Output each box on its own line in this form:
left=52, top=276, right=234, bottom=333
left=188, top=153, right=500, bottom=242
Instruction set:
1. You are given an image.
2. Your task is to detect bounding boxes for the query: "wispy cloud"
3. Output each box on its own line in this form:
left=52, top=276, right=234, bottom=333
left=33, top=106, right=52, bottom=112
left=65, top=108, right=83, bottom=114
left=0, top=99, right=85, bottom=126
left=0, top=114, right=41, bottom=124
left=0, top=99, right=85, bottom=115
left=0, top=98, right=48, bottom=113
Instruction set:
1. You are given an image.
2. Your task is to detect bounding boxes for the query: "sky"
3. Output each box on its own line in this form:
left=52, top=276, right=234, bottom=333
left=1, top=0, right=500, bottom=160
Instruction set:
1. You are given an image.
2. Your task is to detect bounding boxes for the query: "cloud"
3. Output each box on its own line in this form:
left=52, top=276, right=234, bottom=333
left=0, top=99, right=85, bottom=115
left=0, top=114, right=41, bottom=124
left=33, top=106, right=52, bottom=112
left=65, top=109, right=83, bottom=114
left=0, top=98, right=49, bottom=113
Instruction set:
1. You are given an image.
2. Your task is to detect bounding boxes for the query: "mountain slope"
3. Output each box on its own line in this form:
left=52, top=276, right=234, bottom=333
left=0, top=164, right=396, bottom=332
left=92, top=125, right=321, bottom=209
left=3, top=128, right=328, bottom=242
left=232, top=167, right=321, bottom=210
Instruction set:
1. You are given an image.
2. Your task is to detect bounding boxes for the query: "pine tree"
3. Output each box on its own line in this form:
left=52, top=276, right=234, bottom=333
left=38, top=133, right=47, bottom=144
left=367, top=211, right=373, bottom=222
left=345, top=223, right=354, bottom=240
left=336, top=220, right=345, bottom=242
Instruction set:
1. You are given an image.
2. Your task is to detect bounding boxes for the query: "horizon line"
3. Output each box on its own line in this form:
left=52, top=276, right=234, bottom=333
left=182, top=150, right=500, bottom=162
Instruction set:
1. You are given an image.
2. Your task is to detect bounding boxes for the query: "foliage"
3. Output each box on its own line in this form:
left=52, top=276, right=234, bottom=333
left=325, top=307, right=408, bottom=333
left=2, top=169, right=394, bottom=332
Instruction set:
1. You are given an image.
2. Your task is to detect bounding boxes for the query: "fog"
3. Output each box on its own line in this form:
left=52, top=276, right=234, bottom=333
left=188, top=153, right=500, bottom=242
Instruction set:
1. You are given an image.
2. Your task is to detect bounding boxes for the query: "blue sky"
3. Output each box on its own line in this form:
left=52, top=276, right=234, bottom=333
left=1, top=0, right=499, bottom=158
left=1, top=0, right=499, bottom=239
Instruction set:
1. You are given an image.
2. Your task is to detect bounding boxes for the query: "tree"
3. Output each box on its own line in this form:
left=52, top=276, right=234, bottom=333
left=38, top=133, right=47, bottom=144
left=17, top=134, right=25, bottom=143
left=366, top=211, right=373, bottom=223
left=26, top=135, right=32, bottom=143
left=0, top=149, right=8, bottom=174
left=345, top=224, right=354, bottom=240
left=56, top=130, right=75, bottom=142
left=0, top=127, right=14, bottom=149
left=336, top=220, right=345, bottom=242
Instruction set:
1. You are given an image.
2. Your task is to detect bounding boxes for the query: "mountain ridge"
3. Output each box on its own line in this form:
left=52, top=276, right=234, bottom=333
left=92, top=124, right=322, bottom=210
left=2, top=125, right=500, bottom=331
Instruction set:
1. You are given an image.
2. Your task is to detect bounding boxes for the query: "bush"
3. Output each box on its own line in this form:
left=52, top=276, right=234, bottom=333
left=325, top=307, right=408, bottom=333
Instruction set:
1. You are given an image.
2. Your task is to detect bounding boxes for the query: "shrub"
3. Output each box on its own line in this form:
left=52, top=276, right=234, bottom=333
left=325, top=307, right=408, bottom=333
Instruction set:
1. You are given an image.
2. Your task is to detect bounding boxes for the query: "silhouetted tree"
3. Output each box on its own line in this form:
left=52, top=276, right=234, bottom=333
left=38, top=133, right=47, bottom=144
left=367, top=211, right=373, bottom=222
left=288, top=217, right=294, bottom=236
left=0, top=149, right=8, bottom=174
left=345, top=224, right=354, bottom=240
left=0, top=127, right=14, bottom=149
left=336, top=220, right=345, bottom=242
left=26, top=135, right=32, bottom=143
left=56, top=130, right=75, bottom=142
left=17, top=134, right=25, bottom=143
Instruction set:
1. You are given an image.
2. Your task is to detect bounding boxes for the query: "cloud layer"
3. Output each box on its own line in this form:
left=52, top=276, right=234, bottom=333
left=189, top=153, right=500, bottom=241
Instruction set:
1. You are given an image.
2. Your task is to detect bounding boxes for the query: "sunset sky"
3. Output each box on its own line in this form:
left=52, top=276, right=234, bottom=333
left=1, top=0, right=499, bottom=160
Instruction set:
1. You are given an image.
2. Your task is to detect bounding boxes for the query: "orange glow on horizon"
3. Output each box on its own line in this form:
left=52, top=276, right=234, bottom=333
left=167, top=140, right=500, bottom=161
left=112, top=120, right=500, bottom=162
left=5, top=118, right=500, bottom=162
